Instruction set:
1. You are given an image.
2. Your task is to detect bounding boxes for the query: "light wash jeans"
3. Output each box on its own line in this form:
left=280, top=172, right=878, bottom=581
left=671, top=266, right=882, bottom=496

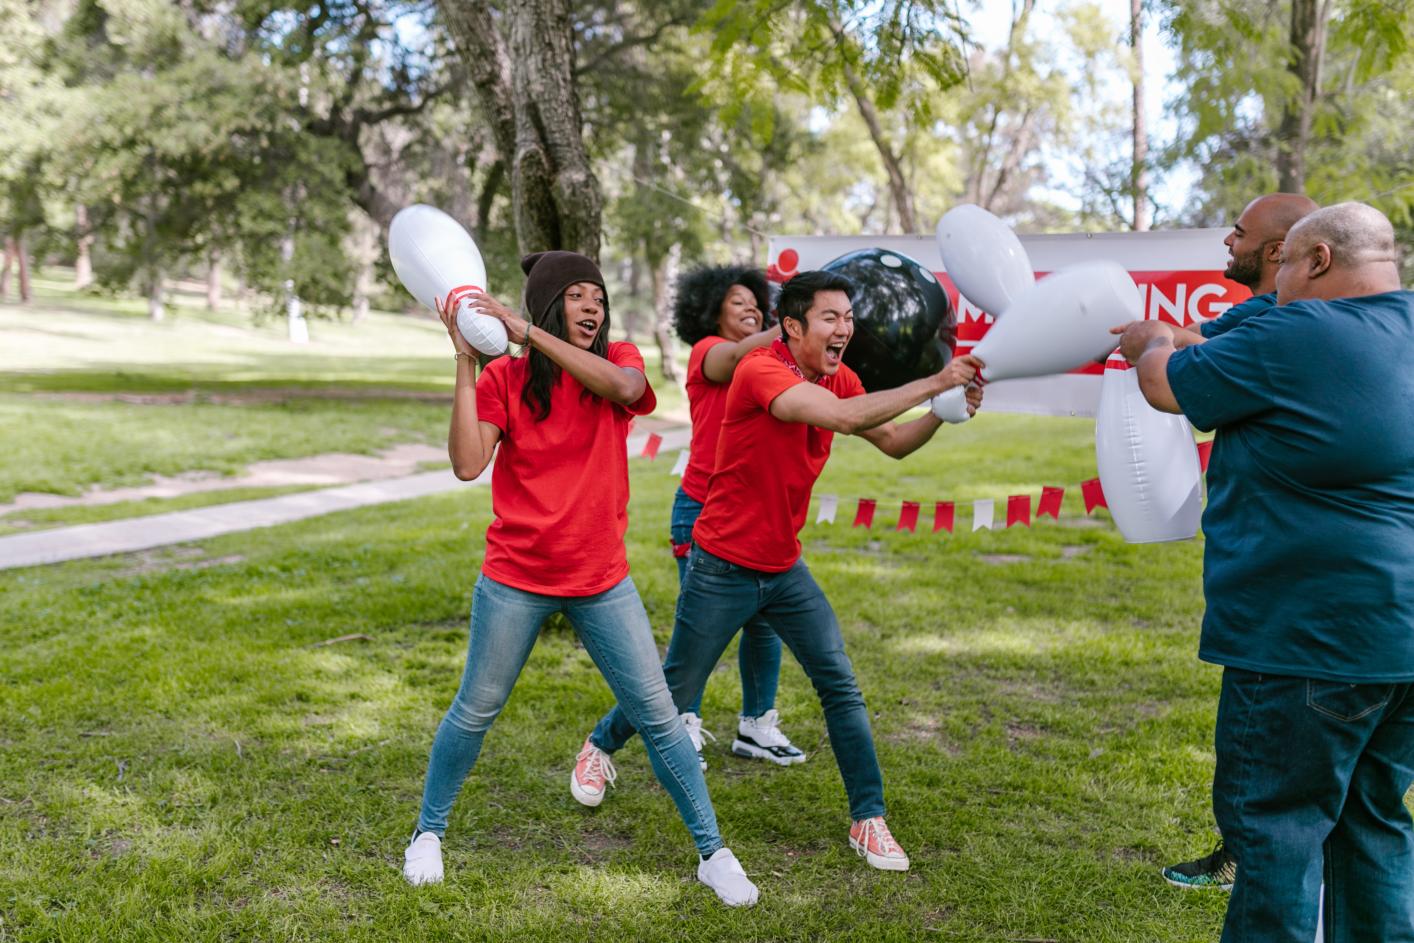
left=416, top=573, right=724, bottom=857
left=591, top=545, right=886, bottom=821
left=670, top=485, right=783, bottom=718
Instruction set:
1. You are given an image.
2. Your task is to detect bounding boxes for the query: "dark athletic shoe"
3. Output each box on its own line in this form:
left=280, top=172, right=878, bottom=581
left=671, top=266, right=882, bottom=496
left=1162, top=840, right=1237, bottom=890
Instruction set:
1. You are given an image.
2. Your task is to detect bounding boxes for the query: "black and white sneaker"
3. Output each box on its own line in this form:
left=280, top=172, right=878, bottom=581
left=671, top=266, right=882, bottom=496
left=731, top=709, right=807, bottom=766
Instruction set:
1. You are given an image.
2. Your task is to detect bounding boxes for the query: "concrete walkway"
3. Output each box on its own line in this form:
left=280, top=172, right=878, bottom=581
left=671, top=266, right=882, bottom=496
left=0, top=428, right=691, bottom=571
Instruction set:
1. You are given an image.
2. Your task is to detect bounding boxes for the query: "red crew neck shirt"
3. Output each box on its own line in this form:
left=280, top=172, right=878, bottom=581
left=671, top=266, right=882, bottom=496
left=475, top=341, right=656, bottom=596
left=681, top=335, right=733, bottom=503
left=692, top=344, right=865, bottom=572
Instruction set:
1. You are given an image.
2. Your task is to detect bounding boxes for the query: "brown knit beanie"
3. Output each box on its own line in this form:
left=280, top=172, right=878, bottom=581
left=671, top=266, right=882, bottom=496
left=521, top=251, right=607, bottom=323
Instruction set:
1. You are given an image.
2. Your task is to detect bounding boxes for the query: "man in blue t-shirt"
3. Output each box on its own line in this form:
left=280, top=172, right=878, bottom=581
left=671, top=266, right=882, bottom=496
left=1156, top=192, right=1318, bottom=892
left=1118, top=202, right=1414, bottom=942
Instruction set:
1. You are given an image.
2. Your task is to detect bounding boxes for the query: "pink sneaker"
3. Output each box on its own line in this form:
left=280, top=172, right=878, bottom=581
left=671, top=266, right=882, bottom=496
left=849, top=817, right=910, bottom=871
left=570, top=738, right=617, bottom=808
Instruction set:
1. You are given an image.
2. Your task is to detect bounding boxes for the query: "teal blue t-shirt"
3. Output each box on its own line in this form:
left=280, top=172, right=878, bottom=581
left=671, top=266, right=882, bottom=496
left=1199, top=292, right=1276, bottom=338
left=1167, top=290, right=1414, bottom=683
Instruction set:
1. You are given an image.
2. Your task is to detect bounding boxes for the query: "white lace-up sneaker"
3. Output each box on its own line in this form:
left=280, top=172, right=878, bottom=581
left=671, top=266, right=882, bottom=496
left=681, top=712, right=716, bottom=771
left=849, top=816, right=910, bottom=872
left=403, top=831, right=444, bottom=886
left=731, top=709, right=807, bottom=766
left=571, top=738, right=617, bottom=808
left=697, top=847, right=759, bottom=906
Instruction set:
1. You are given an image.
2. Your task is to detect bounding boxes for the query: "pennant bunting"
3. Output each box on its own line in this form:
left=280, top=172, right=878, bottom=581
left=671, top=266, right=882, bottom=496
left=972, top=499, right=995, bottom=531
left=1081, top=478, right=1107, bottom=513
left=1038, top=486, right=1064, bottom=519
left=1006, top=494, right=1032, bottom=528
left=1197, top=440, right=1213, bottom=473
left=933, top=501, right=955, bottom=534
left=896, top=501, right=920, bottom=532
left=640, top=433, right=663, bottom=460
left=816, top=494, right=839, bottom=524
left=669, top=449, right=690, bottom=476
left=852, top=498, right=877, bottom=529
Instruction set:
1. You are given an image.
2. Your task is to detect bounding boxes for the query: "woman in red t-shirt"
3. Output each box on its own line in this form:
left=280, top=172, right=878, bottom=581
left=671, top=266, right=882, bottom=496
left=401, top=251, right=757, bottom=907
left=647, top=266, right=807, bottom=768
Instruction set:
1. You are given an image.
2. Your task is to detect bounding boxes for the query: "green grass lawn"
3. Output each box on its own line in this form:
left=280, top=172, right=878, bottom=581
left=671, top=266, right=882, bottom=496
left=0, top=273, right=687, bottom=502
left=0, top=420, right=1231, bottom=941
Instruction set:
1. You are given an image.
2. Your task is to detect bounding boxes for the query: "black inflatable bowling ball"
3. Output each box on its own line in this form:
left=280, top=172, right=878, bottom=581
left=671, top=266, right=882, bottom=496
left=821, top=248, right=957, bottom=392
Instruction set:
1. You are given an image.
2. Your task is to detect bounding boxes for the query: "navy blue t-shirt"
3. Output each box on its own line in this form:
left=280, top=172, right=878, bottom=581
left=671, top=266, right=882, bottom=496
left=1199, top=292, right=1276, bottom=338
left=1167, top=290, right=1414, bottom=683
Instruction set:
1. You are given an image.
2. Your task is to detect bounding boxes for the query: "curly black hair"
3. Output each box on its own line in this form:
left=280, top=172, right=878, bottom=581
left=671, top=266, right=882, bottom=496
left=670, top=265, right=774, bottom=346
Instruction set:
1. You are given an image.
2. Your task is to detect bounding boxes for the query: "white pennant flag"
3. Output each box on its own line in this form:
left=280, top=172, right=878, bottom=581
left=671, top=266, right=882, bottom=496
left=669, top=449, right=690, bottom=476
left=972, top=498, right=995, bottom=531
left=816, top=493, right=839, bottom=524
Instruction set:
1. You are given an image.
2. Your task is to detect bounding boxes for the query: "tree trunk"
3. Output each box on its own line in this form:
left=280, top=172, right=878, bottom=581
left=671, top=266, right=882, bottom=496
left=13, top=234, right=31, bottom=302
left=147, top=267, right=165, bottom=321
left=440, top=0, right=602, bottom=260
left=650, top=245, right=681, bottom=384
left=0, top=237, right=12, bottom=300
left=75, top=206, right=94, bottom=289
left=1130, top=0, right=1150, bottom=231
left=206, top=250, right=222, bottom=310
left=349, top=210, right=378, bottom=324
left=841, top=60, right=916, bottom=233
left=622, top=255, right=641, bottom=344
left=1276, top=0, right=1332, bottom=193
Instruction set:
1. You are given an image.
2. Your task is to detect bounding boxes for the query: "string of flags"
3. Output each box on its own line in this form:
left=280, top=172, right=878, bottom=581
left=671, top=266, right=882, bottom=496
left=635, top=434, right=1216, bottom=534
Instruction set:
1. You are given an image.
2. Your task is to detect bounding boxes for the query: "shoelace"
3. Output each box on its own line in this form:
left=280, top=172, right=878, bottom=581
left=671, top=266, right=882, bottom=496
left=578, top=746, right=617, bottom=789
left=860, top=818, right=904, bottom=857
left=683, top=715, right=717, bottom=749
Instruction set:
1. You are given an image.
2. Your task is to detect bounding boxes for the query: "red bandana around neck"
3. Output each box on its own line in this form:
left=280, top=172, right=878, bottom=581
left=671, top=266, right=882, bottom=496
left=771, top=337, right=823, bottom=384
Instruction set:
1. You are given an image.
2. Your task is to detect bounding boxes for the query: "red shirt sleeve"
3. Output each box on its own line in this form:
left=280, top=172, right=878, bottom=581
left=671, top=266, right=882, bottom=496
left=475, top=357, right=511, bottom=432
left=739, top=352, right=804, bottom=413
left=833, top=364, right=867, bottom=400
left=608, top=341, right=657, bottom=417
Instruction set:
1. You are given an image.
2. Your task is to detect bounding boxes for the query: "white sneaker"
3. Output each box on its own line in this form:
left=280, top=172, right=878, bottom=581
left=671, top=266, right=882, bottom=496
left=403, top=831, right=444, bottom=886
left=731, top=709, right=807, bottom=766
left=681, top=712, right=716, bottom=771
left=697, top=847, right=759, bottom=907
left=571, top=738, right=617, bottom=807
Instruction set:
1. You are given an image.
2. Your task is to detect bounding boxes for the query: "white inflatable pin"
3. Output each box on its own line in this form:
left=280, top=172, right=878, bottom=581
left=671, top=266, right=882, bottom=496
left=1094, top=350, right=1203, bottom=542
left=936, top=204, right=1035, bottom=316
left=388, top=204, right=508, bottom=356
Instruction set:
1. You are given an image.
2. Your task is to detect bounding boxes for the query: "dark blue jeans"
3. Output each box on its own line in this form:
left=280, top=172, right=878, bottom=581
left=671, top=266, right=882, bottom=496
left=670, top=486, right=782, bottom=718
left=1213, top=667, right=1414, bottom=943
left=590, top=545, right=886, bottom=821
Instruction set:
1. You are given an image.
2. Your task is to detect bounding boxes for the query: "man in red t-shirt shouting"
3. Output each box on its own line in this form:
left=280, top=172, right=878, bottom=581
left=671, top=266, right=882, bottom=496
left=576, top=269, right=983, bottom=872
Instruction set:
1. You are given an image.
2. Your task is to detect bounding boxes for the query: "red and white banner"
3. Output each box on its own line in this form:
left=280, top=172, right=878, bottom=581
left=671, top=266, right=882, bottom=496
left=766, top=229, right=1250, bottom=418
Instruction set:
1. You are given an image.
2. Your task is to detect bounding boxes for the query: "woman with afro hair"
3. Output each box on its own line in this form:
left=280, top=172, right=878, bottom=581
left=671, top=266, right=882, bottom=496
left=663, top=265, right=809, bottom=770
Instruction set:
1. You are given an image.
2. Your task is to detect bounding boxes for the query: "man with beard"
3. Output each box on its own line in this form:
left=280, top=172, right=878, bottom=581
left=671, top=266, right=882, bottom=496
left=1159, top=191, right=1318, bottom=892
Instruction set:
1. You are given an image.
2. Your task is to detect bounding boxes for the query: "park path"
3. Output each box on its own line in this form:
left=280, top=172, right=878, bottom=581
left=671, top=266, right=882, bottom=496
left=0, top=427, right=690, bottom=571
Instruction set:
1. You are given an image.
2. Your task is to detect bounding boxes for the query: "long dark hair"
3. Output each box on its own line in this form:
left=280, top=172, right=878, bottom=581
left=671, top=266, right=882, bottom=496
left=671, top=265, right=774, bottom=346
left=521, top=293, right=612, bottom=421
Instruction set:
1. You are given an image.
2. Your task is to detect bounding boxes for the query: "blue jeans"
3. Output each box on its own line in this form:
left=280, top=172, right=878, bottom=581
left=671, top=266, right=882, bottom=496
left=416, top=574, right=724, bottom=857
left=671, top=486, right=782, bottom=718
left=1213, top=667, right=1414, bottom=942
left=591, top=546, right=886, bottom=821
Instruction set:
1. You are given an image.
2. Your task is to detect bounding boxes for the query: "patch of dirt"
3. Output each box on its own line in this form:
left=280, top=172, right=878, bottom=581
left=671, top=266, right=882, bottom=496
left=1005, top=721, right=1045, bottom=748
left=978, top=553, right=1031, bottom=565
left=109, top=547, right=246, bottom=577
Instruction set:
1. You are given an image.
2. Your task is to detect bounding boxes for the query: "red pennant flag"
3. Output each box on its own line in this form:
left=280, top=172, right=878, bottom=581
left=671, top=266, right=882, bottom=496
left=1038, top=486, right=1064, bottom=519
left=896, top=501, right=919, bottom=532
left=1197, top=440, right=1213, bottom=472
left=1081, top=478, right=1107, bottom=513
left=933, top=501, right=955, bottom=534
left=640, top=433, right=662, bottom=460
left=1006, top=494, right=1032, bottom=528
left=852, top=498, right=877, bottom=528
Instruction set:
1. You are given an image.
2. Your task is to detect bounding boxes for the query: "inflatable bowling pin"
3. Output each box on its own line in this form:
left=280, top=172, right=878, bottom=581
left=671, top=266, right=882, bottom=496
left=935, top=204, right=1035, bottom=316
left=388, top=204, right=508, bottom=356
left=930, top=384, right=972, bottom=423
left=972, top=260, right=1139, bottom=382
left=1095, top=350, right=1203, bottom=542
